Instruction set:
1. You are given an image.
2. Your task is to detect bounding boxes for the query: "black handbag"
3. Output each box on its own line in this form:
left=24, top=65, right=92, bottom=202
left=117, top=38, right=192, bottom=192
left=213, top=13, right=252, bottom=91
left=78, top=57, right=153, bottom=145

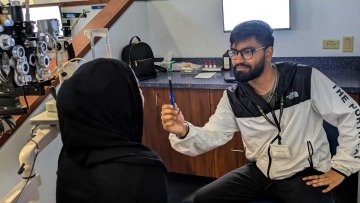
left=121, top=36, right=157, bottom=81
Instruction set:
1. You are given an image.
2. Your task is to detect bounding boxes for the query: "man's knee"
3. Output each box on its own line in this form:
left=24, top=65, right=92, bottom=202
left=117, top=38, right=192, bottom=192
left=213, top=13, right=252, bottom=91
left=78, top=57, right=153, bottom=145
left=193, top=186, right=215, bottom=203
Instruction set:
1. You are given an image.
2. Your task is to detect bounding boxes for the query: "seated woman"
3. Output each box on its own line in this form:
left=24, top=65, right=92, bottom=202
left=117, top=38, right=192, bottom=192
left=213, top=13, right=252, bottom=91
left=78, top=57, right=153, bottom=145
left=56, top=58, right=168, bottom=203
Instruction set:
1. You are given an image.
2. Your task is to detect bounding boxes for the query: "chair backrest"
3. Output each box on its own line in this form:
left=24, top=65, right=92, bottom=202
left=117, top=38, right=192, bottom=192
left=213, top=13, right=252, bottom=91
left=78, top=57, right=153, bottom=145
left=323, top=121, right=358, bottom=203
left=323, top=121, right=339, bottom=156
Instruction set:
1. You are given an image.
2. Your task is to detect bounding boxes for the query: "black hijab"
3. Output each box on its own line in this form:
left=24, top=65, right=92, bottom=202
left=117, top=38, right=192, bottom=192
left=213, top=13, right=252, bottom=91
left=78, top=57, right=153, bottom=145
left=57, top=58, right=166, bottom=169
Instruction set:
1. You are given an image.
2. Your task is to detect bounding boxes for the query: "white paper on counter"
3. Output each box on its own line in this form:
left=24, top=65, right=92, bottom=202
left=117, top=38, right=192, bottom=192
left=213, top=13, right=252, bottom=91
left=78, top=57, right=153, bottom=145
left=194, top=72, right=216, bottom=79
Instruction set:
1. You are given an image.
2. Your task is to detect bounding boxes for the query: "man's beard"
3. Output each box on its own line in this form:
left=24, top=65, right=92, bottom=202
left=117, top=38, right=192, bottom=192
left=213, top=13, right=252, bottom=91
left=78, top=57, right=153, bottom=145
left=233, top=56, right=265, bottom=82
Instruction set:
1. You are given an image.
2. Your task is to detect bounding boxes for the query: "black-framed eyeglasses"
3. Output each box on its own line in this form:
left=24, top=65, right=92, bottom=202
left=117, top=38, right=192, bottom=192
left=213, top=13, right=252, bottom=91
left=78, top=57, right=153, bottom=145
left=227, top=46, right=266, bottom=60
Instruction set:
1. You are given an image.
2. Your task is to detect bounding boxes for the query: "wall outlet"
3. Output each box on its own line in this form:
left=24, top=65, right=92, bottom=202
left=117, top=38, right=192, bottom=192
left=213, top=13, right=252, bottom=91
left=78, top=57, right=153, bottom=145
left=343, top=36, right=354, bottom=52
left=323, top=40, right=340, bottom=49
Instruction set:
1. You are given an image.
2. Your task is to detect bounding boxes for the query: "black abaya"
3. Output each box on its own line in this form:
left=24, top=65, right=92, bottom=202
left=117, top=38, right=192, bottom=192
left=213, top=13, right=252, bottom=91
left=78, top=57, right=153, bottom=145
left=56, top=58, right=167, bottom=203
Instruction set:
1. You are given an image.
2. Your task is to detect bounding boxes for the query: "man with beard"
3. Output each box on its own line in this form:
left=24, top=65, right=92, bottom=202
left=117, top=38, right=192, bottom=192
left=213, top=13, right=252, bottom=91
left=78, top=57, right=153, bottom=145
left=160, top=20, right=360, bottom=203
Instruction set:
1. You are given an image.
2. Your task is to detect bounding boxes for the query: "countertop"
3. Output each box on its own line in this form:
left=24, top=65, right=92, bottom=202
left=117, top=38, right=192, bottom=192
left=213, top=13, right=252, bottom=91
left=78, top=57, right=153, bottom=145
left=140, top=69, right=360, bottom=93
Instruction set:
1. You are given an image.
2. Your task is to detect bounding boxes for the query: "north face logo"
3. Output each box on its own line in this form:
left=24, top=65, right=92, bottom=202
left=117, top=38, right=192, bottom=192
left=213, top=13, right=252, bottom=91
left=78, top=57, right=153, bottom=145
left=286, top=91, right=299, bottom=100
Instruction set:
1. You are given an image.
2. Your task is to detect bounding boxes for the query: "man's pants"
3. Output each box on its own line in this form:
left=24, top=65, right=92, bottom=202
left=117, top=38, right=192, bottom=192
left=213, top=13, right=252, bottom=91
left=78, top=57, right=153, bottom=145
left=193, top=163, right=334, bottom=203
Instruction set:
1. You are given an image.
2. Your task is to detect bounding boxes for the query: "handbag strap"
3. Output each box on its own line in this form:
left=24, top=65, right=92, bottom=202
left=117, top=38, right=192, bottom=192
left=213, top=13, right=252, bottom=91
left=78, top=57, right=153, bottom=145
left=129, top=36, right=141, bottom=45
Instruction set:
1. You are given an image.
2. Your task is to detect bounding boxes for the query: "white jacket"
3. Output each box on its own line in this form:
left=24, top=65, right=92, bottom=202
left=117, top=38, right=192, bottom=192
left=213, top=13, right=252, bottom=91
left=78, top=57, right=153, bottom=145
left=169, top=62, right=360, bottom=180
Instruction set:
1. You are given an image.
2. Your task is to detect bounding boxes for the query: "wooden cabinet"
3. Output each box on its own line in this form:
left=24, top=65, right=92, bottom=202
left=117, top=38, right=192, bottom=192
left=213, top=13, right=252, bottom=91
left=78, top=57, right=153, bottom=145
left=141, top=87, right=216, bottom=177
left=169, top=88, right=214, bottom=177
left=141, top=87, right=247, bottom=178
left=349, top=93, right=360, bottom=103
left=210, top=89, right=247, bottom=178
left=141, top=88, right=172, bottom=169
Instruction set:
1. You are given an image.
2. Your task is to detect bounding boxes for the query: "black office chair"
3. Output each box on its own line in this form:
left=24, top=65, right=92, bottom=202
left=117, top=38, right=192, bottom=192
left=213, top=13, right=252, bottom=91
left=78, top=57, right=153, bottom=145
left=323, top=121, right=358, bottom=203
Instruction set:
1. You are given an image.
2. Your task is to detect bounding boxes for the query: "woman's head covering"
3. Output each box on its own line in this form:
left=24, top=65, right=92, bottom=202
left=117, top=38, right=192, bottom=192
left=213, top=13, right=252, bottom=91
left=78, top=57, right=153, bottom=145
left=57, top=58, right=165, bottom=169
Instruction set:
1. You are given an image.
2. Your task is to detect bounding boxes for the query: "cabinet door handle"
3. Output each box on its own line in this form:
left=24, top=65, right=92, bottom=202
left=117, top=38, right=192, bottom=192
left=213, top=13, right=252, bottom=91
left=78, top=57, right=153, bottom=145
left=155, top=93, right=158, bottom=107
left=231, top=149, right=244, bottom=153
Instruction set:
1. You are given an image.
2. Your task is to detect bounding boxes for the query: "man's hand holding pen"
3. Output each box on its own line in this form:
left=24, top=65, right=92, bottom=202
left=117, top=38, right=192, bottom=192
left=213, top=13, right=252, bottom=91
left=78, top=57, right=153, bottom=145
left=162, top=72, right=189, bottom=138
left=161, top=104, right=188, bottom=138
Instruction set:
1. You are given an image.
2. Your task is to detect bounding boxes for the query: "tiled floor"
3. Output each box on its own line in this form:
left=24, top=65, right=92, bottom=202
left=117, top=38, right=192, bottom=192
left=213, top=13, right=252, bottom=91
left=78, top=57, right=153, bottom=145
left=168, top=172, right=216, bottom=203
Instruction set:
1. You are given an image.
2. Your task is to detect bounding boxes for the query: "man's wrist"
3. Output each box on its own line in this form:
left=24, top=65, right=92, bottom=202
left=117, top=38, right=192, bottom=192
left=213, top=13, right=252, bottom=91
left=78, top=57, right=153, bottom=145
left=331, top=167, right=347, bottom=178
left=176, top=122, right=189, bottom=139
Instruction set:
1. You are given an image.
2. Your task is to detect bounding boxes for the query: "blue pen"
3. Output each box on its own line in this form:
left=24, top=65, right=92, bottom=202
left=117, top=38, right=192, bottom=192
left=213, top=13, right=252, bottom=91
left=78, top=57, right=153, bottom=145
left=168, top=74, right=175, bottom=106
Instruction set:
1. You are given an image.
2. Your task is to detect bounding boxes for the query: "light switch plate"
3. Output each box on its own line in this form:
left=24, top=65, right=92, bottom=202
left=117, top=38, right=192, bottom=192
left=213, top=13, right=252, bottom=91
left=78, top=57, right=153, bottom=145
left=343, top=36, right=354, bottom=52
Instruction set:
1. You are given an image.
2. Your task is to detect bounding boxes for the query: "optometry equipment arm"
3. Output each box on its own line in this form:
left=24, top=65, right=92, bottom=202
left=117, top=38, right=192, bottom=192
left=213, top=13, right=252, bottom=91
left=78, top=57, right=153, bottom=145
left=1, top=97, right=59, bottom=203
left=1, top=126, right=58, bottom=203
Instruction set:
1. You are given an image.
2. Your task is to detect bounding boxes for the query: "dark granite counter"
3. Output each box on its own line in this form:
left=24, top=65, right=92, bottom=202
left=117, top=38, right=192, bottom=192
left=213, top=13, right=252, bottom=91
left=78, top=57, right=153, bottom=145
left=142, top=57, right=360, bottom=93
left=320, top=69, right=360, bottom=93
left=139, top=69, right=360, bottom=93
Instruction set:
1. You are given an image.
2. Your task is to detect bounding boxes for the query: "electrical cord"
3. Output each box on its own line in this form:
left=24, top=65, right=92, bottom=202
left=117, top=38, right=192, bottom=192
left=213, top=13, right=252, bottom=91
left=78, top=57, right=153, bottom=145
left=5, top=118, right=16, bottom=131
left=31, top=125, right=39, bottom=138
left=0, top=117, right=16, bottom=135
left=0, top=118, right=4, bottom=134
left=69, top=12, right=87, bottom=31
left=21, top=86, right=30, bottom=111
left=3, top=117, right=16, bottom=132
left=4, top=118, right=16, bottom=131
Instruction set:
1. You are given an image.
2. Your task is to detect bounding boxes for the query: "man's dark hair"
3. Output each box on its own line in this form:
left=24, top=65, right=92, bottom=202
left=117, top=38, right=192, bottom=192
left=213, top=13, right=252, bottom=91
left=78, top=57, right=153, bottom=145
left=230, top=20, right=274, bottom=47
